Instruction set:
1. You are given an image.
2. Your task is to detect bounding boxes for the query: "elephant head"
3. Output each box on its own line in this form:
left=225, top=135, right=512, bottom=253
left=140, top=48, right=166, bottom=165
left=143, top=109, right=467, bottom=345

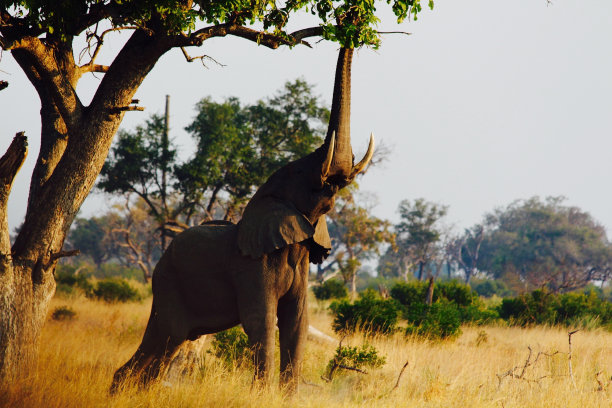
left=237, top=48, right=375, bottom=261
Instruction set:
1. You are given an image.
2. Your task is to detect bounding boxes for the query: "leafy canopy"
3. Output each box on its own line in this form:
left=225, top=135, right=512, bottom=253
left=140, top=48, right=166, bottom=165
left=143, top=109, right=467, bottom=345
left=1, top=0, right=433, bottom=48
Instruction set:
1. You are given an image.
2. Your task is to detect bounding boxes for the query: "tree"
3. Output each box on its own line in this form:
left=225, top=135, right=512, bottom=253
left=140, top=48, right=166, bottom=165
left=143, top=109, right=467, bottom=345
left=450, top=223, right=486, bottom=285
left=99, top=80, right=329, bottom=249
left=0, top=0, right=431, bottom=383
left=325, top=187, right=395, bottom=296
left=68, top=216, right=118, bottom=268
left=383, top=198, right=448, bottom=281
left=177, top=79, right=329, bottom=220
left=478, top=197, right=612, bottom=292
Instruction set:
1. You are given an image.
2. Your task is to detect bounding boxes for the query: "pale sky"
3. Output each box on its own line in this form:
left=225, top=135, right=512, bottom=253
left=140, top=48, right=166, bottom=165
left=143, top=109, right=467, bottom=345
left=2, top=0, right=612, bottom=236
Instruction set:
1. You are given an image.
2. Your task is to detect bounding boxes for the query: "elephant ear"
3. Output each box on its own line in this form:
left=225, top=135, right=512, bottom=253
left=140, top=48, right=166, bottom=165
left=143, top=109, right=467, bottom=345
left=310, top=215, right=331, bottom=264
left=312, top=215, right=331, bottom=250
left=237, top=196, right=315, bottom=258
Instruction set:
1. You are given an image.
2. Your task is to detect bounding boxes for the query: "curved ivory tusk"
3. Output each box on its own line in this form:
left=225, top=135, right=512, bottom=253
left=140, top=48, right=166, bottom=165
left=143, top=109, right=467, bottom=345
left=322, top=131, right=335, bottom=178
left=350, top=133, right=375, bottom=178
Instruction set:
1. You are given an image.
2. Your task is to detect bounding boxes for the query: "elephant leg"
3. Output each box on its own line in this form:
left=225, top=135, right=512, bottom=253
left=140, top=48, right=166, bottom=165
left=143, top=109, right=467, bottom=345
left=277, top=292, right=308, bottom=392
left=239, top=303, right=277, bottom=385
left=110, top=304, right=185, bottom=393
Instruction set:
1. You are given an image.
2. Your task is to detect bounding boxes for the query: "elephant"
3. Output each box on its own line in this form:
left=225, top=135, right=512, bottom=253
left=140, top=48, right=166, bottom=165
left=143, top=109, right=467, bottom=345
left=110, top=47, right=374, bottom=393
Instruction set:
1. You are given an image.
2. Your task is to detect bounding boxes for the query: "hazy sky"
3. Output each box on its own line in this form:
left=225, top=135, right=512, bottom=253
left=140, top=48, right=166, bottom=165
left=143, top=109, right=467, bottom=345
left=2, top=0, right=611, bottom=235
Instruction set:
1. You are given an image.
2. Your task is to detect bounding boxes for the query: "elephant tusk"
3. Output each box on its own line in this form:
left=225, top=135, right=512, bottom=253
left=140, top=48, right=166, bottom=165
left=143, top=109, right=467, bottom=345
left=350, top=133, right=375, bottom=178
left=322, top=131, right=335, bottom=179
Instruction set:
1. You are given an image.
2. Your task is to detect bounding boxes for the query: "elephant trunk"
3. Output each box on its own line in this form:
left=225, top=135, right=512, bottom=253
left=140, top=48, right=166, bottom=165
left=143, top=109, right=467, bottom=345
left=322, top=47, right=354, bottom=179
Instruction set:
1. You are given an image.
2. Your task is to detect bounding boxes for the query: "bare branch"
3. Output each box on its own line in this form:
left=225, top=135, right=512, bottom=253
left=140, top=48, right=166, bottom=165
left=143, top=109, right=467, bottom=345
left=180, top=47, right=226, bottom=68
left=110, top=105, right=145, bottom=113
left=391, top=361, right=409, bottom=391
left=79, top=25, right=140, bottom=68
left=45, top=249, right=80, bottom=269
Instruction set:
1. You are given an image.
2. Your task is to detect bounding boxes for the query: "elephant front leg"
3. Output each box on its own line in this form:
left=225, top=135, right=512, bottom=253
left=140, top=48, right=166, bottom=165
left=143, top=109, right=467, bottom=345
left=240, top=305, right=277, bottom=386
left=277, top=293, right=308, bottom=392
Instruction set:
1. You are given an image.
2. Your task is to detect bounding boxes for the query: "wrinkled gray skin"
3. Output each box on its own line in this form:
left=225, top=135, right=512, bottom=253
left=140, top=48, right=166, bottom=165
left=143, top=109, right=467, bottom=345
left=111, top=47, right=373, bottom=393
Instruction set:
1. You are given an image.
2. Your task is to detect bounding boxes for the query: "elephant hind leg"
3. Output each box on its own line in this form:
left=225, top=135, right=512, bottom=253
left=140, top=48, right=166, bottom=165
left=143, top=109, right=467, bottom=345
left=110, top=305, right=183, bottom=394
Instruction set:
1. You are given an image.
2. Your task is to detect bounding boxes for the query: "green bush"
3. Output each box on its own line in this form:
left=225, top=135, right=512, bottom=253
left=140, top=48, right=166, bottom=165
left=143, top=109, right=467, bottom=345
left=472, top=279, right=514, bottom=298
left=498, top=289, right=612, bottom=329
left=405, top=300, right=462, bottom=340
left=92, top=278, right=141, bottom=303
left=390, top=280, right=495, bottom=325
left=51, top=305, right=77, bottom=321
left=325, top=343, right=385, bottom=379
left=209, top=326, right=251, bottom=368
left=55, top=266, right=94, bottom=296
left=313, top=279, right=348, bottom=300
left=329, top=289, right=399, bottom=335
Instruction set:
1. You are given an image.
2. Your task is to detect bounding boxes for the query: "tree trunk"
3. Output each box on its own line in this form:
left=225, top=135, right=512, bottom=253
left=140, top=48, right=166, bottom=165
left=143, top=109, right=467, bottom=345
left=425, top=277, right=434, bottom=306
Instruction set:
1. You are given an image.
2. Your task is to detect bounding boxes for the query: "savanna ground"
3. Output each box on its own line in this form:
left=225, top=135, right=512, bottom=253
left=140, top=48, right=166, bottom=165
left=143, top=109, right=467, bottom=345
left=1, top=292, right=611, bottom=408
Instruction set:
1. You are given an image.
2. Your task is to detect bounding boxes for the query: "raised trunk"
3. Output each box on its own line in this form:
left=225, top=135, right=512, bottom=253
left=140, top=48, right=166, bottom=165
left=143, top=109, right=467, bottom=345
left=321, top=48, right=354, bottom=179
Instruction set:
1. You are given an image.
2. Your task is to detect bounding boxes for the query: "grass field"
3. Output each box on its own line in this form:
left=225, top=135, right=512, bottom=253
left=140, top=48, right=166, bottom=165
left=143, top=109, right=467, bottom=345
left=1, top=294, right=611, bottom=408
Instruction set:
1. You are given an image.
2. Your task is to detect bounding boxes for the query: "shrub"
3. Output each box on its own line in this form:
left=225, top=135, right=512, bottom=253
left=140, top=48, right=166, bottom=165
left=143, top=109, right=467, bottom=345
left=92, top=278, right=141, bottom=303
left=390, top=280, right=494, bottom=325
left=209, top=326, right=251, bottom=368
left=325, top=343, right=385, bottom=379
left=498, top=289, right=612, bottom=329
left=55, top=266, right=94, bottom=296
left=329, top=289, right=399, bottom=335
left=405, top=300, right=462, bottom=340
left=472, top=279, right=514, bottom=298
left=312, top=279, right=348, bottom=300
left=50, top=305, right=77, bottom=321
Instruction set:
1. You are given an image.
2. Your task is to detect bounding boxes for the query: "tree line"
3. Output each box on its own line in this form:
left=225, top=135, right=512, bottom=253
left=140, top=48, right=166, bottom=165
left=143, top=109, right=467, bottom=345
left=67, top=81, right=612, bottom=296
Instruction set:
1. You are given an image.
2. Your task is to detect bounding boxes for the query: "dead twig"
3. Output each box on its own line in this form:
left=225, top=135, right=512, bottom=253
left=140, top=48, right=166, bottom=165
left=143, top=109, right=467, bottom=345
left=496, top=346, right=561, bottom=388
left=568, top=330, right=578, bottom=388
left=180, top=47, right=226, bottom=68
left=595, top=370, right=611, bottom=391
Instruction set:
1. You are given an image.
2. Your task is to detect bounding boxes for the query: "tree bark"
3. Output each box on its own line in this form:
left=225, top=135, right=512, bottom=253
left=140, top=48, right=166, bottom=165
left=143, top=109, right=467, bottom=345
left=0, top=30, right=171, bottom=382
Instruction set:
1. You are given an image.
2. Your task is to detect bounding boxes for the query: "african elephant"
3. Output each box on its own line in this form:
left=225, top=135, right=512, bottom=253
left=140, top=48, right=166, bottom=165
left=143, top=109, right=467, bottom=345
left=111, top=47, right=373, bottom=392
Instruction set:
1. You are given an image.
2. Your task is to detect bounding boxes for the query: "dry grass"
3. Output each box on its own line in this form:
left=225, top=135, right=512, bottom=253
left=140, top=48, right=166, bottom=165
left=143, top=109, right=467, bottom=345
left=2, top=294, right=611, bottom=408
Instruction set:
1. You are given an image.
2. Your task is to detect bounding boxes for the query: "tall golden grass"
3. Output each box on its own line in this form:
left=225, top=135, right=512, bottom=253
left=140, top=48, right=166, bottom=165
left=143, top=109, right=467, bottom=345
left=2, top=294, right=611, bottom=408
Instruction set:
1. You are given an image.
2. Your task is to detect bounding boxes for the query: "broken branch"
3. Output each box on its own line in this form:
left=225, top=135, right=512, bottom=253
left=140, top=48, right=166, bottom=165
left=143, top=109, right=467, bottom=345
left=180, top=47, right=226, bottom=67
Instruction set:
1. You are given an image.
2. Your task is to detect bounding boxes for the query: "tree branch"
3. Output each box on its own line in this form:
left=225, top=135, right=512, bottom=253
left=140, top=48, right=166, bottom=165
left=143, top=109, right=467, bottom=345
left=0, top=132, right=28, bottom=253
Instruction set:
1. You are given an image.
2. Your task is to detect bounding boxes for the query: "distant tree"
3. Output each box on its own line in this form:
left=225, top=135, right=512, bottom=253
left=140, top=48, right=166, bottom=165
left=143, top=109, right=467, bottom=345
left=108, top=198, right=160, bottom=283
left=478, top=197, right=612, bottom=292
left=450, top=223, right=486, bottom=285
left=98, top=113, right=177, bottom=249
left=177, top=79, right=329, bottom=220
left=391, top=198, right=448, bottom=281
left=326, top=188, right=395, bottom=296
left=68, top=216, right=117, bottom=268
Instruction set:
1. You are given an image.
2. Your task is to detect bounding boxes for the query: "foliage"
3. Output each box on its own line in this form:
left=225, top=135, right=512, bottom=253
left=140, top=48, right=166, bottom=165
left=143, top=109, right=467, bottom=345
left=50, top=306, right=77, bottom=321
left=177, top=79, right=329, bottom=217
left=313, top=279, right=348, bottom=300
left=209, top=326, right=252, bottom=368
left=498, top=288, right=612, bottom=329
left=91, top=278, right=141, bottom=303
left=329, top=289, right=399, bottom=335
left=55, top=265, right=94, bottom=296
left=326, top=343, right=385, bottom=379
left=390, top=280, right=497, bottom=327
left=68, top=217, right=118, bottom=267
left=449, top=223, right=486, bottom=284
left=405, top=300, right=462, bottom=340
left=471, top=279, right=515, bottom=298
left=325, top=188, right=395, bottom=293
left=478, top=196, right=612, bottom=292
left=380, top=198, right=448, bottom=281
